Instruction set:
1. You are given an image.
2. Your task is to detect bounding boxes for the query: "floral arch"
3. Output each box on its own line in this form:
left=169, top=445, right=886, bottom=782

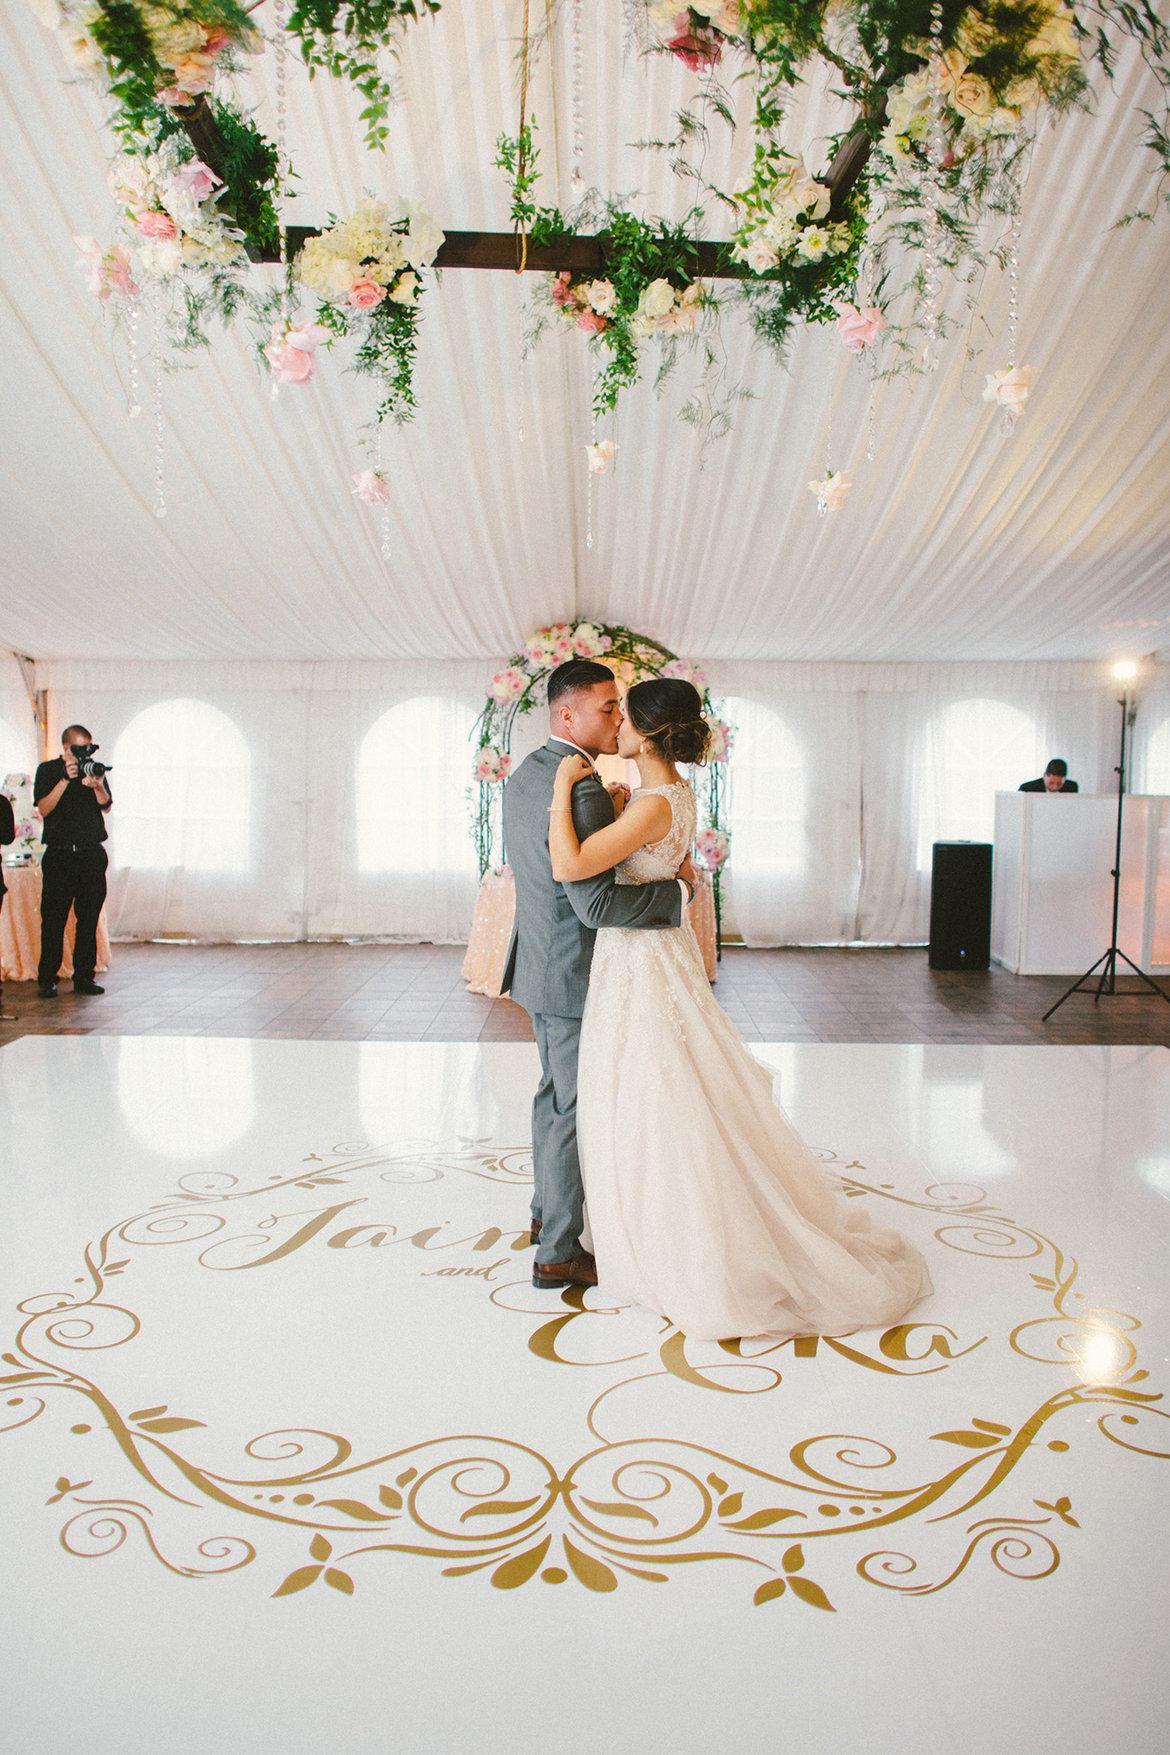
left=471, top=621, right=733, bottom=942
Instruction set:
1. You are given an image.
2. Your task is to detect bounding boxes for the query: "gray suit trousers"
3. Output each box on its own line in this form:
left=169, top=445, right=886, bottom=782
left=530, top=1013, right=584, bottom=1265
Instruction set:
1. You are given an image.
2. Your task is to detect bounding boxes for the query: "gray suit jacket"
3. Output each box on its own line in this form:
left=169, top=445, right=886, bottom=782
left=501, top=740, right=683, bottom=1018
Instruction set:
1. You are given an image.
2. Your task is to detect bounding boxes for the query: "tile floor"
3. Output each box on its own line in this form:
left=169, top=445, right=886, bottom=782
left=3, top=940, right=1170, bottom=1047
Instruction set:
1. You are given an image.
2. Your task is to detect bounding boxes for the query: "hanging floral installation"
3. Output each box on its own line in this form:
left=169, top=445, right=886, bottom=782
left=28, top=0, right=1170, bottom=457
left=280, top=198, right=444, bottom=419
left=470, top=623, right=734, bottom=944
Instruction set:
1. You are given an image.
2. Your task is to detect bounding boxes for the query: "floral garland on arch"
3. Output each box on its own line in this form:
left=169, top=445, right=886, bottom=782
left=471, top=622, right=734, bottom=949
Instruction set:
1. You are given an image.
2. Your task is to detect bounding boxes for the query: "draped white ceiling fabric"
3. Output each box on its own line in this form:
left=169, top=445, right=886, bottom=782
left=1, top=3, right=1168, bottom=669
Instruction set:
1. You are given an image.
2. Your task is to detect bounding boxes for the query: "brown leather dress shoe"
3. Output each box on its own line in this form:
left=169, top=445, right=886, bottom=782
left=532, top=1252, right=597, bottom=1290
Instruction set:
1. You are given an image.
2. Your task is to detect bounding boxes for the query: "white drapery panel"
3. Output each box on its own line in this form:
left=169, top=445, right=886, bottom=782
left=39, top=658, right=1168, bottom=947
left=1, top=9, right=1168, bottom=668
left=0, top=657, right=37, bottom=782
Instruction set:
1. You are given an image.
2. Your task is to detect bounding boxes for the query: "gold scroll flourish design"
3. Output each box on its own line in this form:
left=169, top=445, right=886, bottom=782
left=2, top=1158, right=1165, bottom=1605
left=60, top=1502, right=255, bottom=1578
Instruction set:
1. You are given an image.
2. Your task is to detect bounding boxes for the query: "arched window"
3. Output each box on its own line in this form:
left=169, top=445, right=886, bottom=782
left=1138, top=713, right=1170, bottom=794
left=357, top=697, right=477, bottom=874
left=118, top=1038, right=255, bottom=1158
left=723, top=697, right=806, bottom=879
left=917, top=699, right=1041, bottom=870
left=111, top=699, right=251, bottom=873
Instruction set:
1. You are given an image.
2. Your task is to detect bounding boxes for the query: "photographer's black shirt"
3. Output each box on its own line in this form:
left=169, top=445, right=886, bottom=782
left=34, top=759, right=111, bottom=846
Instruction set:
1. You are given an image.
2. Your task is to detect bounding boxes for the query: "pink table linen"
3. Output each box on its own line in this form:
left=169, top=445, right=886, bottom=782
left=0, top=865, right=111, bottom=982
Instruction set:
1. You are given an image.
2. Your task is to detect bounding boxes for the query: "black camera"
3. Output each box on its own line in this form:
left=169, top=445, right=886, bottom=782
left=72, top=742, right=112, bottom=779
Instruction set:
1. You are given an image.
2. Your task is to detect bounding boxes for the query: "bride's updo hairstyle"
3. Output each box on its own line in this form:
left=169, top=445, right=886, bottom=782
left=625, top=678, right=712, bottom=766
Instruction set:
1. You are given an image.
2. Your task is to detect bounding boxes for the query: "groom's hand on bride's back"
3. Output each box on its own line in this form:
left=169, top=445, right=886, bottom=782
left=606, top=782, right=630, bottom=817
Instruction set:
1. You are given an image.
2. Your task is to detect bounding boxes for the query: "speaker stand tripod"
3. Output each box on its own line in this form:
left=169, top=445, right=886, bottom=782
left=1043, top=686, right=1170, bottom=1021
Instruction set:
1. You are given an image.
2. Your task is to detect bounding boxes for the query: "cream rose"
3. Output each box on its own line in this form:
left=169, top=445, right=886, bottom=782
left=638, top=278, right=676, bottom=320
left=936, top=50, right=994, bottom=118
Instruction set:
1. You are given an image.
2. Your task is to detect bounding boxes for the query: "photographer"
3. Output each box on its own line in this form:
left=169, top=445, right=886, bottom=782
left=34, top=724, right=112, bottom=998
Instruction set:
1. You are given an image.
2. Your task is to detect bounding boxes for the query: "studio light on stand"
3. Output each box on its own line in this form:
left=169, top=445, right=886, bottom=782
left=1043, top=660, right=1170, bottom=1020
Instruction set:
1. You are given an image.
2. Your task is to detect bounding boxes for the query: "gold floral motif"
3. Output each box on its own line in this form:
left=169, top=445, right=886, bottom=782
left=1, top=1145, right=1166, bottom=1604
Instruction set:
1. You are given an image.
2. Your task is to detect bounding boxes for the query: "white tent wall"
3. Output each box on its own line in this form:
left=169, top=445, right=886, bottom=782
left=35, top=658, right=1170, bottom=948
left=0, top=657, right=38, bottom=780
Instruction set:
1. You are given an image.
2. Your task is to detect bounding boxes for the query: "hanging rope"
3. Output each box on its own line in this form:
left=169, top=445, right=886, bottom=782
left=515, top=0, right=531, bottom=273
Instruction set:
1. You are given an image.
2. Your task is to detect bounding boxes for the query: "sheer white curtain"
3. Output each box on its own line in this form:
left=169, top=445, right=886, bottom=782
left=303, top=682, right=481, bottom=942
left=718, top=691, right=861, bottom=946
left=41, top=658, right=1170, bottom=947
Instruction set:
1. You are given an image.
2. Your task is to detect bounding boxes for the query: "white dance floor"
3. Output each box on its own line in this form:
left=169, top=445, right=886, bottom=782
left=2, top=1036, right=1168, bottom=1754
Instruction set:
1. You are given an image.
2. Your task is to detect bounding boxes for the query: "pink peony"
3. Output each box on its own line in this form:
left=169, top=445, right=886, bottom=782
left=170, top=159, right=221, bottom=202
left=832, top=300, right=888, bottom=352
left=577, top=307, right=608, bottom=334
left=352, top=470, right=389, bottom=505
left=348, top=277, right=386, bottom=310
left=136, top=211, right=179, bottom=241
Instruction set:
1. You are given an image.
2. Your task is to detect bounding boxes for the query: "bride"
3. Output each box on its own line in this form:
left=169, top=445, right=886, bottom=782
left=548, top=675, right=932, bottom=1343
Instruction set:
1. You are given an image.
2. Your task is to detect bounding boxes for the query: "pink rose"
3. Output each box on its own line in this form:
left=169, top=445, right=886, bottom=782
left=666, top=24, right=723, bottom=69
left=577, top=307, right=608, bottom=334
left=348, top=277, right=385, bottom=310
left=170, top=159, right=220, bottom=202
left=351, top=470, right=390, bottom=505
left=136, top=211, right=179, bottom=241
left=166, top=53, right=217, bottom=94
left=73, top=236, right=139, bottom=301
left=264, top=318, right=327, bottom=385
left=832, top=300, right=888, bottom=352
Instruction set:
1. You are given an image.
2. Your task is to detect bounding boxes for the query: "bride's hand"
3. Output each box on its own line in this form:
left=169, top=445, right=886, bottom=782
left=556, top=754, right=594, bottom=789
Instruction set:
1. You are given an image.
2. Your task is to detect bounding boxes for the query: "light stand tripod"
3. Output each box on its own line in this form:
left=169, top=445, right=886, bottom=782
left=1043, top=683, right=1170, bottom=1021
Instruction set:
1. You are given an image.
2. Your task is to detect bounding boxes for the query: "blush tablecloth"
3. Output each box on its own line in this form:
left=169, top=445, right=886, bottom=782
left=462, top=867, right=718, bottom=997
left=0, top=865, right=111, bottom=982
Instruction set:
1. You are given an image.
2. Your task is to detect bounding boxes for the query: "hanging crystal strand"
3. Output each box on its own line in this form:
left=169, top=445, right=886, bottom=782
left=918, top=1, right=946, bottom=373
left=569, top=0, right=585, bottom=197
left=817, top=404, right=834, bottom=518
left=999, top=203, right=1023, bottom=436
left=585, top=373, right=596, bottom=551
left=270, top=0, right=290, bottom=400
left=859, top=251, right=876, bottom=462
left=377, top=422, right=392, bottom=558
left=149, top=284, right=166, bottom=518
left=126, top=296, right=142, bottom=419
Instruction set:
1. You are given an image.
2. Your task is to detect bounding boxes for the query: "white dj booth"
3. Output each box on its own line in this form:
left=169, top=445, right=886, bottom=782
left=991, top=792, right=1170, bottom=976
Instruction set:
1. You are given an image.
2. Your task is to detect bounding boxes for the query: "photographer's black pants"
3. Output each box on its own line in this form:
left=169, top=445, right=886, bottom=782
left=38, top=845, right=108, bottom=986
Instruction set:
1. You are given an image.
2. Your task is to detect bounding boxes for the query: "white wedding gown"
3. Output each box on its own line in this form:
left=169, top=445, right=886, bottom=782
left=577, top=782, right=933, bottom=1342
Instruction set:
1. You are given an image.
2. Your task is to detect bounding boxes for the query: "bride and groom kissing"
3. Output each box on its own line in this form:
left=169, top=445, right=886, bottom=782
left=502, top=659, right=930, bottom=1344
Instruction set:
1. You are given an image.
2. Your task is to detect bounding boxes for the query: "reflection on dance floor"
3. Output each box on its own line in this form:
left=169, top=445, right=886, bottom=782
left=1, top=1038, right=1167, bottom=1755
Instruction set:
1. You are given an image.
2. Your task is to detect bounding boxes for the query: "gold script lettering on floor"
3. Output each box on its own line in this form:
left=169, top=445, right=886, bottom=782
left=1, top=1039, right=1167, bottom=1754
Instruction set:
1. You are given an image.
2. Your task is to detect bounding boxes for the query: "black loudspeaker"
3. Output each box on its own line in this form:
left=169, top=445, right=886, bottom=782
left=928, top=842, right=992, bottom=971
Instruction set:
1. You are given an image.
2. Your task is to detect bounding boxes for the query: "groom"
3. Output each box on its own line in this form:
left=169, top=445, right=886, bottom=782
left=502, top=659, right=694, bottom=1290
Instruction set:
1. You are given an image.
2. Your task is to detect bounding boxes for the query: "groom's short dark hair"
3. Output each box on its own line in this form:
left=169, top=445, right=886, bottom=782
left=547, top=660, right=615, bottom=706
